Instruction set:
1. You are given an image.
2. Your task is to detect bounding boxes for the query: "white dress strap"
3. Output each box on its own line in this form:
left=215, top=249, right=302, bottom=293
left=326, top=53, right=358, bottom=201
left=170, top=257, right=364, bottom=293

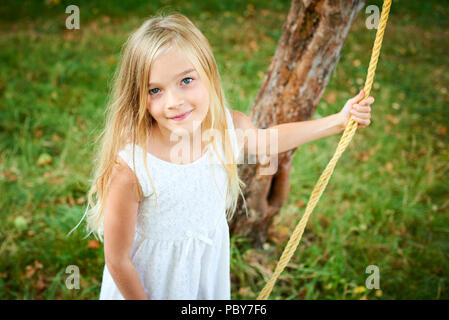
left=224, top=107, right=241, bottom=162
left=118, top=144, right=152, bottom=197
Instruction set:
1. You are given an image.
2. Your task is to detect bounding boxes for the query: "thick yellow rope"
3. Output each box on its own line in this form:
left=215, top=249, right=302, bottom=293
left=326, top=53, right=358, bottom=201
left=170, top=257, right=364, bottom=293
left=257, top=0, right=392, bottom=300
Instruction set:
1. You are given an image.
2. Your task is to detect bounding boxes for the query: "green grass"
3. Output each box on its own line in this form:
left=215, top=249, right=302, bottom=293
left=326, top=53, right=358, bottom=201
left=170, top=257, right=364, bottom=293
left=0, top=0, right=448, bottom=299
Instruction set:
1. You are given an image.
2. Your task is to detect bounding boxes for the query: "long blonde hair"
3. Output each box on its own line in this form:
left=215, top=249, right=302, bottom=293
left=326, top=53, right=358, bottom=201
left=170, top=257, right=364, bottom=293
left=68, top=12, right=247, bottom=241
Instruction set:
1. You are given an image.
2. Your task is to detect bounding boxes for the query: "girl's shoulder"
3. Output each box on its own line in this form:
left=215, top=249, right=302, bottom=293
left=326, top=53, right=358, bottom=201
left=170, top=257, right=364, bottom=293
left=226, top=107, right=257, bottom=133
left=110, top=156, right=142, bottom=202
left=225, top=108, right=244, bottom=161
left=226, top=108, right=240, bottom=130
left=117, top=143, right=153, bottom=198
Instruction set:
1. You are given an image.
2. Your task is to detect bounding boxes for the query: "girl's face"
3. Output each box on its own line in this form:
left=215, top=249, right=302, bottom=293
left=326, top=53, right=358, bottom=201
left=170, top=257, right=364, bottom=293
left=147, top=45, right=210, bottom=141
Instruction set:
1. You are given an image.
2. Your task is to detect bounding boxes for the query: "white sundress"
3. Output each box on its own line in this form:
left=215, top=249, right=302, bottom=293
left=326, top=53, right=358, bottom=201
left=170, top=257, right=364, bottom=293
left=99, top=107, right=241, bottom=300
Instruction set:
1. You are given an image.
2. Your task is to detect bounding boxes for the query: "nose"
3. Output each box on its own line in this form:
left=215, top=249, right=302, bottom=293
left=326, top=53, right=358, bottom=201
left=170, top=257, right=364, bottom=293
left=165, top=87, right=184, bottom=110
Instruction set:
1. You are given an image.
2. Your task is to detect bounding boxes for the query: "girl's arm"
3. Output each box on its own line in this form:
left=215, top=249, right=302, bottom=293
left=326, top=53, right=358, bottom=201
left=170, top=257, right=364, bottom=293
left=230, top=90, right=373, bottom=157
left=103, top=158, right=148, bottom=300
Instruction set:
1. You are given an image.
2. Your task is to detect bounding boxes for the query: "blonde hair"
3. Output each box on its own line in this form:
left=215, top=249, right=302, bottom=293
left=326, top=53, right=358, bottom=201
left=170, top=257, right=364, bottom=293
left=68, top=12, right=248, bottom=241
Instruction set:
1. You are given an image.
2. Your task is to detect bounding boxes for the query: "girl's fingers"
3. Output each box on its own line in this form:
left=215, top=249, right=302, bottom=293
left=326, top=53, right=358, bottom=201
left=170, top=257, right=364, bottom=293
left=351, top=111, right=370, bottom=119
left=351, top=116, right=370, bottom=128
left=352, top=105, right=371, bottom=113
left=361, top=97, right=374, bottom=105
left=351, top=90, right=365, bottom=104
left=350, top=107, right=371, bottom=118
left=350, top=94, right=373, bottom=129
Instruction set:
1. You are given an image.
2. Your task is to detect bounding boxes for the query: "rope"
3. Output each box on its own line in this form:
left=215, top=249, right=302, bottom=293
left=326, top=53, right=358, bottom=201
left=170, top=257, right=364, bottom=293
left=257, top=0, right=392, bottom=300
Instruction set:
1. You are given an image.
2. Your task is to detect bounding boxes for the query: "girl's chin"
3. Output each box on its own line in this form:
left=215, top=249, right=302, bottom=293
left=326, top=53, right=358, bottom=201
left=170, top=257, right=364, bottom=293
left=170, top=122, right=204, bottom=136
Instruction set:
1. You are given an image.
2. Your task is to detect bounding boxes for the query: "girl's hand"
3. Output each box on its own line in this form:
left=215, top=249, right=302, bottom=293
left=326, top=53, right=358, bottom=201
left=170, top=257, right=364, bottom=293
left=338, top=89, right=374, bottom=130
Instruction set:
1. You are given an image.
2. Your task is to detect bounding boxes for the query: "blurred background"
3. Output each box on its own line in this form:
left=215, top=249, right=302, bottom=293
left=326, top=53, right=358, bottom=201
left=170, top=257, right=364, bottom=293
left=0, top=0, right=448, bottom=299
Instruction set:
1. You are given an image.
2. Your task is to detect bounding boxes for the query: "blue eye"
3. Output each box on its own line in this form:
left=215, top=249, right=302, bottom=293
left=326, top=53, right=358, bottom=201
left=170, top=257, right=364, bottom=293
left=149, top=88, right=160, bottom=95
left=148, top=77, right=193, bottom=95
left=182, top=77, right=193, bottom=85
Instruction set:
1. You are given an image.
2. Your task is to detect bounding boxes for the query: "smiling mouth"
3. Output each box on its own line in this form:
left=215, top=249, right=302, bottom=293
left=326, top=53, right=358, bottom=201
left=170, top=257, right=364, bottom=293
left=170, top=110, right=192, bottom=121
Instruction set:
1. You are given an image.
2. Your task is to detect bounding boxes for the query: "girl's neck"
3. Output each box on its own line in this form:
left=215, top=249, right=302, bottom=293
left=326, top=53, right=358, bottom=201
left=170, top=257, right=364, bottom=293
left=149, top=122, right=209, bottom=163
left=151, top=122, right=201, bottom=147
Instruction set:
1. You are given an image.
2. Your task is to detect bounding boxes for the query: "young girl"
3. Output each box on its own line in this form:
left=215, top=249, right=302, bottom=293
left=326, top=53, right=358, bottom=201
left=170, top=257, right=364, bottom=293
left=69, top=13, right=373, bottom=300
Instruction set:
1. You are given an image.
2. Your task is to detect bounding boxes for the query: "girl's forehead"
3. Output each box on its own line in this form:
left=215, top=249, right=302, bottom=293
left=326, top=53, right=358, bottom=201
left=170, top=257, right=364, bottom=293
left=152, top=46, right=189, bottom=66
left=149, top=48, right=198, bottom=82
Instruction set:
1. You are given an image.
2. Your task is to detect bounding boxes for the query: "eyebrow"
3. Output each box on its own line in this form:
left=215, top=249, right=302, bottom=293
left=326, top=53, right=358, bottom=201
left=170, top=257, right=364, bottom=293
left=149, top=68, right=196, bottom=87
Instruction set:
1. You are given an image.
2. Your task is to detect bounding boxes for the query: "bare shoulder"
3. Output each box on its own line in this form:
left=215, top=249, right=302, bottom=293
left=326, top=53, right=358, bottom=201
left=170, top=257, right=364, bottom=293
left=228, top=108, right=257, bottom=131
left=109, top=157, right=141, bottom=203
left=111, top=158, right=136, bottom=185
left=228, top=108, right=263, bottom=156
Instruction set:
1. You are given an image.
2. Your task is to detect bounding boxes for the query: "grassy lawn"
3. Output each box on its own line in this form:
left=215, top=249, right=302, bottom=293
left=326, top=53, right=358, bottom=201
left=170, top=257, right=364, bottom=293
left=0, top=0, right=448, bottom=299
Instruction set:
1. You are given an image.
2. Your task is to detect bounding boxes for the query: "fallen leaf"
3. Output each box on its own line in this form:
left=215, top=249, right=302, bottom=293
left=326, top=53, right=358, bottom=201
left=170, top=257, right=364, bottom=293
left=76, top=197, right=86, bottom=204
left=88, top=239, right=100, bottom=250
left=319, top=216, right=330, bottom=229
left=249, top=40, right=259, bottom=52
left=243, top=249, right=267, bottom=266
left=37, top=153, right=52, bottom=166
left=436, top=126, right=447, bottom=137
left=267, top=226, right=290, bottom=245
left=353, top=286, right=366, bottom=294
left=67, top=196, right=75, bottom=207
left=34, top=260, right=43, bottom=269
left=3, top=170, right=18, bottom=182
left=34, top=129, right=43, bottom=138
left=37, top=273, right=47, bottom=291
left=386, top=162, right=393, bottom=171
left=101, top=15, right=111, bottom=24
left=25, top=265, right=35, bottom=278
left=238, top=287, right=250, bottom=297
left=49, top=177, right=63, bottom=184
left=296, top=201, right=305, bottom=208
left=386, top=114, right=399, bottom=125
left=108, top=56, right=116, bottom=66
left=356, top=151, right=370, bottom=161
left=352, top=59, right=361, bottom=67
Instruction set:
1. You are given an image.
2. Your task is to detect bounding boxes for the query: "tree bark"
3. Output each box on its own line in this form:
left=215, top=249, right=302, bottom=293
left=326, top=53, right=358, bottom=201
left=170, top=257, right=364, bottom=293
left=229, top=0, right=366, bottom=248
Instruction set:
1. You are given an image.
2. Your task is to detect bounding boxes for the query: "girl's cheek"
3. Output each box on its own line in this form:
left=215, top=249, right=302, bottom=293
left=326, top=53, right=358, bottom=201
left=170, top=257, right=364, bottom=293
left=191, top=84, right=205, bottom=99
left=147, top=95, right=158, bottom=108
left=147, top=97, right=156, bottom=113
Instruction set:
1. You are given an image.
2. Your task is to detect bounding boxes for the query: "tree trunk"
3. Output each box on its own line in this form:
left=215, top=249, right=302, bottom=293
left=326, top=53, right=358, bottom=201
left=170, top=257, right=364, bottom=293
left=229, top=0, right=366, bottom=248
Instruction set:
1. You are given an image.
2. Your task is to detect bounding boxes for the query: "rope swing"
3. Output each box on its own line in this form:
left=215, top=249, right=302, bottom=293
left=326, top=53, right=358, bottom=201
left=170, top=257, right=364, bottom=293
left=257, top=0, right=392, bottom=300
